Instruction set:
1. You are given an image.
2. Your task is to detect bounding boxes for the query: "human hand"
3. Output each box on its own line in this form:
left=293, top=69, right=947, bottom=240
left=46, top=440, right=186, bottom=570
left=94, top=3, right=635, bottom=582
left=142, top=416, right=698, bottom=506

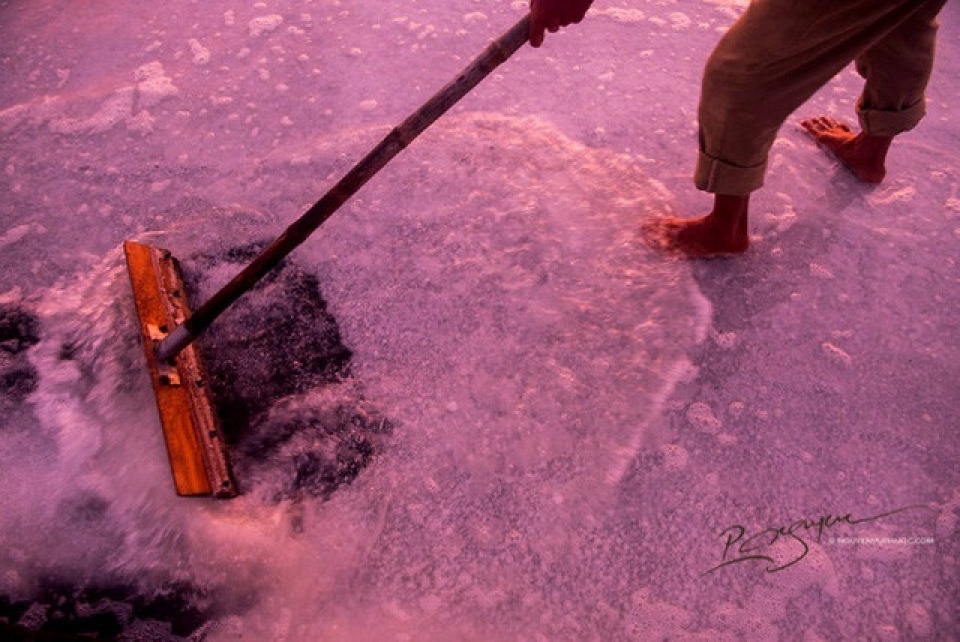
left=529, top=0, right=594, bottom=47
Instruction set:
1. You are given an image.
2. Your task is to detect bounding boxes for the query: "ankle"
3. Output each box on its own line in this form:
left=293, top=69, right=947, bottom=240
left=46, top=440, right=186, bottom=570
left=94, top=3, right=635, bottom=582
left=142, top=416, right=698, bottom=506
left=708, top=194, right=750, bottom=239
left=854, top=132, right=893, bottom=160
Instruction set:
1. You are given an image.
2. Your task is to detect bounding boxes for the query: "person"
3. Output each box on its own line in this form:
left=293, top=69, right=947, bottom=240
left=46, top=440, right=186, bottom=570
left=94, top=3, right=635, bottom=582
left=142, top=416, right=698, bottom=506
left=528, top=0, right=947, bottom=258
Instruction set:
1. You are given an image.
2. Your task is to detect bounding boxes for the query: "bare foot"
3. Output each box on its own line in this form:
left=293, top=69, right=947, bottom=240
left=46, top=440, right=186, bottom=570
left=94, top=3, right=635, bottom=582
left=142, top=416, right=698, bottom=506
left=642, top=194, right=750, bottom=259
left=800, top=116, right=892, bottom=184
left=642, top=214, right=749, bottom=259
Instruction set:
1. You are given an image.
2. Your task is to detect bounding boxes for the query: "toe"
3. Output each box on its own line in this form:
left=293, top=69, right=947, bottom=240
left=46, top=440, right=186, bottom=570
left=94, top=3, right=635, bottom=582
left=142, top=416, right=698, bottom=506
left=640, top=217, right=678, bottom=252
left=800, top=118, right=825, bottom=137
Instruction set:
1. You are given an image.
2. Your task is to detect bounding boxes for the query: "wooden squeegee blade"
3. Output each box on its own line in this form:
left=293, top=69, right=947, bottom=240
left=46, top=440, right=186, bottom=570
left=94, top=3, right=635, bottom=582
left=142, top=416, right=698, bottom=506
left=123, top=241, right=237, bottom=498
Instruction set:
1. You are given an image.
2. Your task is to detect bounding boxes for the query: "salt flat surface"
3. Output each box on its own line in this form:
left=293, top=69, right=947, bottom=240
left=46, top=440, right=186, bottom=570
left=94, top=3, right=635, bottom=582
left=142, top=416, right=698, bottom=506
left=0, top=0, right=957, bottom=639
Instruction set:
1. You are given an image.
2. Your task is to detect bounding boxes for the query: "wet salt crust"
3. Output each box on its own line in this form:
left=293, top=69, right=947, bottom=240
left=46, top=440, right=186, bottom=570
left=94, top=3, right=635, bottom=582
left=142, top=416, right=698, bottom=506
left=0, top=112, right=706, bottom=639
left=297, top=113, right=707, bottom=489
left=1, top=0, right=957, bottom=638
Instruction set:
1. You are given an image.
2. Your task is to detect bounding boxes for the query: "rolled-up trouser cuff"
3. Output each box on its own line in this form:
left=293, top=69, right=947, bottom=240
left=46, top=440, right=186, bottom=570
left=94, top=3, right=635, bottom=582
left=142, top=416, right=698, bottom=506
left=857, top=96, right=927, bottom=137
left=694, top=150, right=767, bottom=196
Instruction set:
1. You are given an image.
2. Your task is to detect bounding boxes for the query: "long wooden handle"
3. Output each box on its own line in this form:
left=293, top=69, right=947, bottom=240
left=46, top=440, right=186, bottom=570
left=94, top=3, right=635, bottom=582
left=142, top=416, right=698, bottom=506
left=158, top=16, right=532, bottom=362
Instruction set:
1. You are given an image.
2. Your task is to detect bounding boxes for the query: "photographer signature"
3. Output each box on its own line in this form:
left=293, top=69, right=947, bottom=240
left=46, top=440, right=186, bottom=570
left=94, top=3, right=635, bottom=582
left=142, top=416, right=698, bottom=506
left=704, top=504, right=930, bottom=574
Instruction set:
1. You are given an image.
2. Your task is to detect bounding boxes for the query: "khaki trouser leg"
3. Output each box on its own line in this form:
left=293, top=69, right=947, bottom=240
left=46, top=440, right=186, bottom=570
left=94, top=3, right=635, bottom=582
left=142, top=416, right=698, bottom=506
left=856, top=1, right=946, bottom=136
left=695, top=0, right=947, bottom=196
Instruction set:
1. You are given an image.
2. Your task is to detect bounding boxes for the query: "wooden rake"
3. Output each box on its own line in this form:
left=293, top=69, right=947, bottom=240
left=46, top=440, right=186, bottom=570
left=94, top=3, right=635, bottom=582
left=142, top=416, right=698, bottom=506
left=124, top=16, right=531, bottom=497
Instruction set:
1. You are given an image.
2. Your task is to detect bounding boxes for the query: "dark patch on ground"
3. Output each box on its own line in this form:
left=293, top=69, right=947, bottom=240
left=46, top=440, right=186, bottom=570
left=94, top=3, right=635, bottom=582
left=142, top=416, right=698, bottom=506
left=236, top=398, right=393, bottom=502
left=182, top=242, right=353, bottom=444
left=178, top=243, right=391, bottom=502
left=0, top=306, right=40, bottom=354
left=0, top=246, right=393, bottom=640
left=0, top=304, right=40, bottom=417
left=57, top=491, right=110, bottom=525
left=0, top=578, right=222, bottom=641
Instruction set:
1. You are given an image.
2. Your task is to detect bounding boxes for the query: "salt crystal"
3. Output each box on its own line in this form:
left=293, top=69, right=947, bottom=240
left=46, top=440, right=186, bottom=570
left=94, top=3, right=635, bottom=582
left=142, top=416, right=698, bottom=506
left=661, top=443, right=688, bottom=470
left=728, top=401, right=746, bottom=418
left=249, top=15, right=284, bottom=38
left=809, top=263, right=834, bottom=279
left=711, top=328, right=736, bottom=349
left=821, top=342, right=852, bottom=367
left=188, top=39, right=210, bottom=65
left=905, top=603, right=932, bottom=638
left=669, top=12, right=691, bottom=29
left=686, top=402, right=721, bottom=434
left=135, top=62, right=178, bottom=108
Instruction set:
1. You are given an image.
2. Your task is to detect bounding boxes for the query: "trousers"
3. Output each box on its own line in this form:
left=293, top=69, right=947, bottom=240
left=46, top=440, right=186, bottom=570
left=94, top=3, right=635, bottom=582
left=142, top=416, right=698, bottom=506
left=694, top=0, right=947, bottom=195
